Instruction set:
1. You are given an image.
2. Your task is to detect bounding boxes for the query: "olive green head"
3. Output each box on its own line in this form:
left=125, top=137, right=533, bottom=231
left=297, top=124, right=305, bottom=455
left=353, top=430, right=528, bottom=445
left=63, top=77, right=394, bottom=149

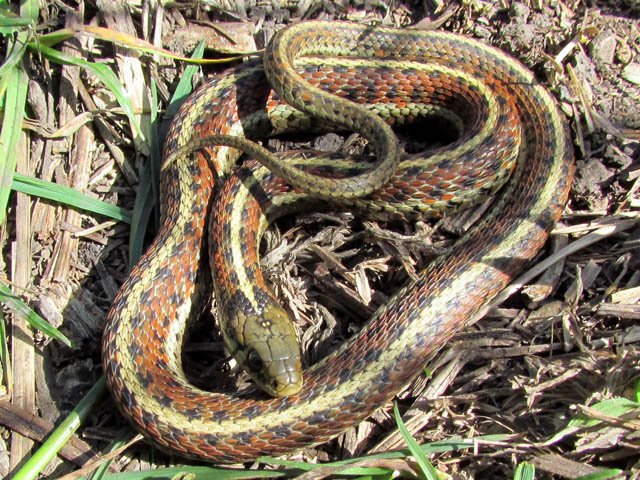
left=231, top=303, right=303, bottom=397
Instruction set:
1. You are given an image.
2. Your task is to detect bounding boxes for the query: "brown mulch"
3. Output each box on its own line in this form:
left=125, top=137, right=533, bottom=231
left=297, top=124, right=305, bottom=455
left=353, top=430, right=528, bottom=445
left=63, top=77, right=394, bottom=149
left=2, top=0, right=640, bottom=478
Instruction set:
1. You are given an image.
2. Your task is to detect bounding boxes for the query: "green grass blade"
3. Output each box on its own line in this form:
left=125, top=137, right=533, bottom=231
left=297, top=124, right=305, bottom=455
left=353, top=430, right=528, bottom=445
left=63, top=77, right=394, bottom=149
left=393, top=403, right=441, bottom=480
left=545, top=397, right=640, bottom=445
left=31, top=27, right=74, bottom=47
left=150, top=79, right=160, bottom=214
left=11, top=377, right=107, bottom=480
left=514, top=462, right=535, bottom=480
left=0, top=28, right=30, bottom=78
left=0, top=2, right=35, bottom=69
left=0, top=9, right=36, bottom=27
left=128, top=79, right=160, bottom=265
left=0, top=65, right=28, bottom=225
left=86, top=428, right=134, bottom=480
left=0, top=0, right=38, bottom=77
left=12, top=172, right=132, bottom=223
left=82, top=466, right=285, bottom=480
left=0, top=280, right=71, bottom=347
left=165, top=39, right=206, bottom=118
left=0, top=309, right=10, bottom=391
left=127, top=165, right=155, bottom=266
left=259, top=434, right=512, bottom=473
left=20, top=0, right=39, bottom=22
left=574, top=469, right=624, bottom=480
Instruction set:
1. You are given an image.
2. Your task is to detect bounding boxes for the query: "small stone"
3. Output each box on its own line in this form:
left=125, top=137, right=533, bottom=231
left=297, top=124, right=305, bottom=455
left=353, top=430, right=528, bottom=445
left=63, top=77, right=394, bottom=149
left=501, top=23, right=537, bottom=50
left=621, top=63, right=640, bottom=85
left=473, top=24, right=493, bottom=40
left=590, top=31, right=617, bottom=66
left=573, top=158, right=613, bottom=211
left=511, top=2, right=531, bottom=23
left=313, top=133, right=344, bottom=153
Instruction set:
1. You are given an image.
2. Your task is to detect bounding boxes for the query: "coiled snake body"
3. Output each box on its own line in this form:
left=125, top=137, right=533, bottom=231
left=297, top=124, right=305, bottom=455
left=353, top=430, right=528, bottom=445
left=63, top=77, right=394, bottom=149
left=102, top=21, right=573, bottom=462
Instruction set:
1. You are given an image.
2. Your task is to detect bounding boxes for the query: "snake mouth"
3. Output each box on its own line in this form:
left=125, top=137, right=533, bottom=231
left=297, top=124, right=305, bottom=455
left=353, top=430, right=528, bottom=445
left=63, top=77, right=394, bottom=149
left=267, top=358, right=303, bottom=397
left=273, top=372, right=303, bottom=397
left=244, top=343, right=303, bottom=396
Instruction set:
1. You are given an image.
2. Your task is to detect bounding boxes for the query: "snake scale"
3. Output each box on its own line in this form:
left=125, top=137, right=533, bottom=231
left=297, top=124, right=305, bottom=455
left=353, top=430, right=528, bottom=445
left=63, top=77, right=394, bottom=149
left=102, top=21, right=574, bottom=463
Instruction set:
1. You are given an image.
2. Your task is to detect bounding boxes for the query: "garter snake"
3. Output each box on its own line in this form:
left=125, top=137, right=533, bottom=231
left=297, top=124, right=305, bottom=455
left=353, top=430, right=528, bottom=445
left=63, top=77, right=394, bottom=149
left=102, top=21, right=573, bottom=463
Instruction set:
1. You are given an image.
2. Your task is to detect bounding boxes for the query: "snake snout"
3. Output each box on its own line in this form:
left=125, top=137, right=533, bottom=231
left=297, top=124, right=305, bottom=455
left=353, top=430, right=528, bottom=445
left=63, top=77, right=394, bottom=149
left=244, top=345, right=303, bottom=397
left=271, top=360, right=303, bottom=397
left=255, top=337, right=303, bottom=397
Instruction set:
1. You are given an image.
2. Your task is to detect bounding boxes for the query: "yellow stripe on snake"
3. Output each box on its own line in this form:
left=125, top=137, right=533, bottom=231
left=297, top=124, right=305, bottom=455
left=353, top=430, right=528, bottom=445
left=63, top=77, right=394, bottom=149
left=102, top=21, right=573, bottom=462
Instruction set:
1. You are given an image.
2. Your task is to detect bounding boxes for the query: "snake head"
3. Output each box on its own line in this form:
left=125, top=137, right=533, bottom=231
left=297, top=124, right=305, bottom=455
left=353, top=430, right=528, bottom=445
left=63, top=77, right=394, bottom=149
left=235, top=303, right=303, bottom=397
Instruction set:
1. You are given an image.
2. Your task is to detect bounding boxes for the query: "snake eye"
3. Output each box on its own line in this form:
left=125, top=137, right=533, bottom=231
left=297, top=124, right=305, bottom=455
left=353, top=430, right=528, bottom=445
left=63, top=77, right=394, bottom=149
left=247, top=349, right=263, bottom=372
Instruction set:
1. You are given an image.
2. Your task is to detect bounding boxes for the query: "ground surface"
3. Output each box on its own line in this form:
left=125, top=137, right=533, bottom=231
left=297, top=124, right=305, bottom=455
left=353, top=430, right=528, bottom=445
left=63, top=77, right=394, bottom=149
left=2, top=0, right=640, bottom=478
